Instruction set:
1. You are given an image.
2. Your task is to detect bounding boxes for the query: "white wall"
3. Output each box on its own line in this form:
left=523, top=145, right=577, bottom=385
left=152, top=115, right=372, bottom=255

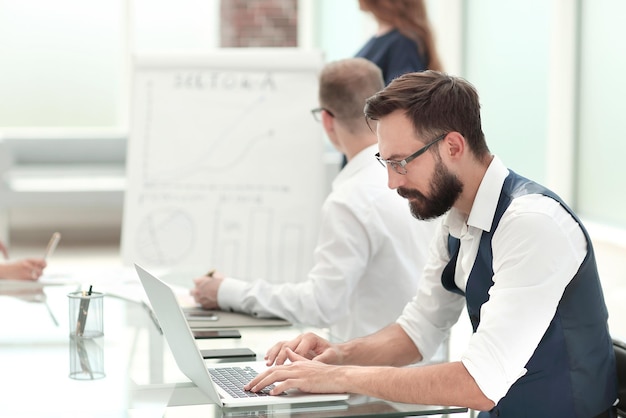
left=0, top=0, right=126, bottom=128
left=577, top=0, right=626, bottom=226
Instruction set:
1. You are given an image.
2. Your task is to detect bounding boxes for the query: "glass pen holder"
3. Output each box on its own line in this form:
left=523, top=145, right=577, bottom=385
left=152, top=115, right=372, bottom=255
left=67, top=291, right=105, bottom=380
left=68, top=291, right=104, bottom=338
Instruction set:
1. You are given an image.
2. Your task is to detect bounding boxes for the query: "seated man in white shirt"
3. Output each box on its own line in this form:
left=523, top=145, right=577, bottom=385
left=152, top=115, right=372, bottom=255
left=190, top=58, right=437, bottom=342
left=243, top=71, right=618, bottom=418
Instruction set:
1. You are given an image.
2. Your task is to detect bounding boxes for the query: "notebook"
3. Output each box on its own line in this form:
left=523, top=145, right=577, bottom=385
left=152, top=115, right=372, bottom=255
left=135, top=263, right=350, bottom=407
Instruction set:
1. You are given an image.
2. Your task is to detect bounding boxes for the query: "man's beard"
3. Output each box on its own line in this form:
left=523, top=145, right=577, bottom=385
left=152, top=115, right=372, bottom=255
left=397, top=160, right=463, bottom=220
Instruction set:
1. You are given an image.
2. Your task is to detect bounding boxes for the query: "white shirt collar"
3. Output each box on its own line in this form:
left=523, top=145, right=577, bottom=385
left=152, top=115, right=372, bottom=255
left=444, top=155, right=509, bottom=237
left=332, top=143, right=379, bottom=189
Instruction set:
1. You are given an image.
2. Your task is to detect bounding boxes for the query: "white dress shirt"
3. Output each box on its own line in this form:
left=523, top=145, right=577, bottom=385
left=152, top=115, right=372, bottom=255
left=397, top=156, right=586, bottom=403
left=218, top=144, right=437, bottom=341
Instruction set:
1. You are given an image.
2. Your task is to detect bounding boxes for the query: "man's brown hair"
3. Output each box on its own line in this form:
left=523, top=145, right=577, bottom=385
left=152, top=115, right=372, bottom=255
left=364, top=70, right=489, bottom=158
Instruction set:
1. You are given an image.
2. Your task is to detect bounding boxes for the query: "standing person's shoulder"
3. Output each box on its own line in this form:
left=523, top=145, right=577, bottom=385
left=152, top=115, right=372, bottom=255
left=384, top=33, right=427, bottom=83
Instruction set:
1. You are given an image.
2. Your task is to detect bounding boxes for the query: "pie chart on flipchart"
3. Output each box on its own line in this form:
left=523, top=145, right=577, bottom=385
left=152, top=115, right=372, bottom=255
left=135, top=208, right=195, bottom=265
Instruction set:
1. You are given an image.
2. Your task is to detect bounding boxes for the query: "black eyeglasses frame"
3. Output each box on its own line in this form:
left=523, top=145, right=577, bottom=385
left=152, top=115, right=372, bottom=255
left=375, top=133, right=448, bottom=175
left=311, top=107, right=334, bottom=122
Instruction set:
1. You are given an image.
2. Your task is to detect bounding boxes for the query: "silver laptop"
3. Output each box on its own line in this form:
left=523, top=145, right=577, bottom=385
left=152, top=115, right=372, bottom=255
left=134, top=263, right=349, bottom=407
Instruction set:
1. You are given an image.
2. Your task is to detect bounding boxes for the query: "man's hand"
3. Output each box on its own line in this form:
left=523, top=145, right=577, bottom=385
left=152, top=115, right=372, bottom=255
left=190, top=270, right=224, bottom=309
left=264, top=332, right=343, bottom=366
left=245, top=348, right=348, bottom=395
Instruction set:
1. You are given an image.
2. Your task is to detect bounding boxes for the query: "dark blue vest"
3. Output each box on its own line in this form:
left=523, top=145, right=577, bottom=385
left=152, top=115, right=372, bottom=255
left=442, top=171, right=617, bottom=418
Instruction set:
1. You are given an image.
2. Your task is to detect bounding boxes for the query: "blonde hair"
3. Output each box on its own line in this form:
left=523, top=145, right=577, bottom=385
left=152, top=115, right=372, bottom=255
left=319, top=58, right=385, bottom=133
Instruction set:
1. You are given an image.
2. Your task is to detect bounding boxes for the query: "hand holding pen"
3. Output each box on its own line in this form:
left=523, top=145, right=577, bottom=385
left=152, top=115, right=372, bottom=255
left=189, top=269, right=224, bottom=310
left=1, top=259, right=47, bottom=281
left=0, top=232, right=57, bottom=280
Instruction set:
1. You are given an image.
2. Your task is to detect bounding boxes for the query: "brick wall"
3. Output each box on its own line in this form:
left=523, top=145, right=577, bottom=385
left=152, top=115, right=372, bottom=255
left=220, top=0, right=298, bottom=47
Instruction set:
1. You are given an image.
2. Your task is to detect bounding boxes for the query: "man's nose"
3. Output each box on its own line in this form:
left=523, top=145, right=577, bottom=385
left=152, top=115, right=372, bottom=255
left=386, top=168, right=405, bottom=190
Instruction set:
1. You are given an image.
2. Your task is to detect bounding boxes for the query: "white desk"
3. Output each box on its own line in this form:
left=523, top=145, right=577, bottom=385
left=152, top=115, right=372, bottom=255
left=0, top=279, right=467, bottom=417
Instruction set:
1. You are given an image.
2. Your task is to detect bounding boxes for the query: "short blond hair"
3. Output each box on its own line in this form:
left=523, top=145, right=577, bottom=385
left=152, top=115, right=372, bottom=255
left=318, top=58, right=384, bottom=132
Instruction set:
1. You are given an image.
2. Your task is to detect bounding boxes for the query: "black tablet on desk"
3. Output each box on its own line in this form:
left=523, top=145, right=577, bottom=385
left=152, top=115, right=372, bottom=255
left=200, top=347, right=256, bottom=359
left=193, top=329, right=241, bottom=339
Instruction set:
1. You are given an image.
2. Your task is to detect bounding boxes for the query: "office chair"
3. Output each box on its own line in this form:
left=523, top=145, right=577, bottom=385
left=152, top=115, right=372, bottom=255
left=614, top=338, right=626, bottom=417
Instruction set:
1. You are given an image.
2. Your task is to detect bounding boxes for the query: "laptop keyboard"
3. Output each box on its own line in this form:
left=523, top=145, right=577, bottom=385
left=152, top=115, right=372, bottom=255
left=208, top=366, right=285, bottom=398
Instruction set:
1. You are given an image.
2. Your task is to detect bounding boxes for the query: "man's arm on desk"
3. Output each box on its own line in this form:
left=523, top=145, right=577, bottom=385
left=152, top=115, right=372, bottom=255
left=190, top=267, right=359, bottom=329
left=247, top=324, right=495, bottom=411
left=190, top=197, right=374, bottom=327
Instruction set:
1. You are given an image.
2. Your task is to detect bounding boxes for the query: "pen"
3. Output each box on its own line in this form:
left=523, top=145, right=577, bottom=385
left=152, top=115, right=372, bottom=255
left=43, top=232, right=61, bottom=260
left=76, top=285, right=93, bottom=336
left=75, top=337, right=94, bottom=379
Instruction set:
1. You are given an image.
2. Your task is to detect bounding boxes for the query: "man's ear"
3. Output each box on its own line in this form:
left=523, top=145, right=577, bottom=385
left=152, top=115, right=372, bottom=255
left=321, top=110, right=341, bottom=150
left=321, top=109, right=335, bottom=134
left=443, top=131, right=465, bottom=160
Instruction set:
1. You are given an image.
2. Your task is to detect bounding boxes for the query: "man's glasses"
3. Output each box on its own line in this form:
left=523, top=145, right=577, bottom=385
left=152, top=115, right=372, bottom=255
left=375, top=133, right=447, bottom=175
left=311, top=107, right=334, bottom=122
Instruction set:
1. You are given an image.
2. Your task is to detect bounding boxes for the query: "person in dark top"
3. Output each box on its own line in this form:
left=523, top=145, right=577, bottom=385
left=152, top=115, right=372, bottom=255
left=355, top=0, right=443, bottom=84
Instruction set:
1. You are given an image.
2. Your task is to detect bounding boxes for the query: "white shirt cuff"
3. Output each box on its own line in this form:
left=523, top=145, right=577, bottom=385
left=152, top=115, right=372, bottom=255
left=217, top=277, right=250, bottom=312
